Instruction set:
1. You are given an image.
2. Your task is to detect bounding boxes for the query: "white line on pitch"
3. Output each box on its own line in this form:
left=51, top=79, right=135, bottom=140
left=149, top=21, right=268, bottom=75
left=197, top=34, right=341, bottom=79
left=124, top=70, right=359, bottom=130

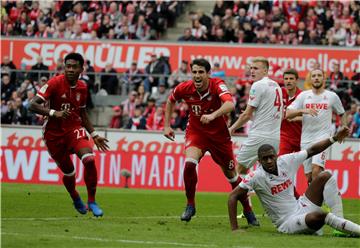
left=2, top=213, right=360, bottom=222
left=2, top=232, right=219, bottom=247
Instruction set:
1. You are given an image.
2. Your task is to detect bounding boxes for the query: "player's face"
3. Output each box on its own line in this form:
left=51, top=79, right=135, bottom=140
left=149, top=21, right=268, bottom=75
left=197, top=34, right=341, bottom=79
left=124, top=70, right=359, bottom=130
left=191, top=64, right=210, bottom=91
left=64, top=59, right=83, bottom=83
left=258, top=149, right=278, bottom=174
left=310, top=69, right=324, bottom=89
left=250, top=62, right=267, bottom=82
left=283, top=74, right=297, bottom=91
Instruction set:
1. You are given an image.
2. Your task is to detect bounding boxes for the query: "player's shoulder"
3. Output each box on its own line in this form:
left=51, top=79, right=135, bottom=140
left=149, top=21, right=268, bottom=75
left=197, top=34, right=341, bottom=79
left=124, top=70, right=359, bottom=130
left=77, top=79, right=88, bottom=89
left=47, top=74, right=64, bottom=85
left=175, top=79, right=194, bottom=91
left=324, top=89, right=339, bottom=98
left=210, top=77, right=225, bottom=85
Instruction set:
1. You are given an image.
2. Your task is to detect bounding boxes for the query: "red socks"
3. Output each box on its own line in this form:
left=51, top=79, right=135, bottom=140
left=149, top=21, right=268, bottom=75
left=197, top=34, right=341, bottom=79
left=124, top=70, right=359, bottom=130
left=62, top=172, right=79, bottom=200
left=183, top=161, right=198, bottom=207
left=82, top=154, right=98, bottom=203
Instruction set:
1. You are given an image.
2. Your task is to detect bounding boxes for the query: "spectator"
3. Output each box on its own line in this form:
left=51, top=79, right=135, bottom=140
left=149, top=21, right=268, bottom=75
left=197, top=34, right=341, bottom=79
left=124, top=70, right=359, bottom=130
left=29, top=56, right=49, bottom=83
left=328, top=20, right=346, bottom=45
left=151, top=82, right=170, bottom=107
left=352, top=106, right=360, bottom=138
left=144, top=54, right=169, bottom=93
left=143, top=97, right=156, bottom=118
left=70, top=23, right=91, bottom=40
left=121, top=62, right=144, bottom=93
left=328, top=62, right=348, bottom=92
left=134, top=14, right=151, bottom=40
left=168, top=60, right=191, bottom=88
left=126, top=106, right=147, bottom=130
left=211, top=63, right=226, bottom=79
left=170, top=109, right=183, bottom=131
left=109, top=105, right=124, bottom=129
left=191, top=19, right=208, bottom=41
left=100, top=63, right=119, bottom=95
left=1, top=55, right=17, bottom=84
left=146, top=105, right=165, bottom=131
left=117, top=25, right=137, bottom=40
left=122, top=90, right=138, bottom=118
left=178, top=27, right=196, bottom=41
left=136, top=84, right=150, bottom=106
left=197, top=9, right=212, bottom=33
left=1, top=74, right=16, bottom=102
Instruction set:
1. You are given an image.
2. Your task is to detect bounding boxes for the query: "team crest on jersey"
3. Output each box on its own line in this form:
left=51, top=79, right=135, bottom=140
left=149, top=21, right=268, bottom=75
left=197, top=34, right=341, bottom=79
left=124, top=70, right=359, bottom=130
left=207, top=95, right=212, bottom=101
left=39, top=84, right=48, bottom=94
left=76, top=93, right=81, bottom=102
left=219, top=84, right=228, bottom=92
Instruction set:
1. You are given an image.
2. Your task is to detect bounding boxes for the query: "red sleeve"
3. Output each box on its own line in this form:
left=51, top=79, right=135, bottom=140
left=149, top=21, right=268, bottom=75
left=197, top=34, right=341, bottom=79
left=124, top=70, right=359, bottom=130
left=168, top=85, right=182, bottom=103
left=216, top=80, right=232, bottom=102
left=37, top=78, right=56, bottom=101
left=220, top=93, right=233, bottom=102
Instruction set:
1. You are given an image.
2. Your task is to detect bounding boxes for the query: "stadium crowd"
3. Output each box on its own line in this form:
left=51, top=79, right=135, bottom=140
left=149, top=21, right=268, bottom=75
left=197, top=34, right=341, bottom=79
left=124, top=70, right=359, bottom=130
left=1, top=1, right=360, bottom=138
left=179, top=0, right=360, bottom=46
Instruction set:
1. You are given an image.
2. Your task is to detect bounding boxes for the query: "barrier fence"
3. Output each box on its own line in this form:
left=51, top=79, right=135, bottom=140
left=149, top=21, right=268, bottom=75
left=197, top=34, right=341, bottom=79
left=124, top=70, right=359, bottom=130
left=1, top=125, right=359, bottom=199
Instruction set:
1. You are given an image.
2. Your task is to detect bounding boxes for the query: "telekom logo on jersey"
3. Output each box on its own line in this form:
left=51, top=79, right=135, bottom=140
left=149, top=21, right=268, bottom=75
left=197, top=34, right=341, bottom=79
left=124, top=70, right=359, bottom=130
left=271, top=179, right=293, bottom=195
left=305, top=103, right=329, bottom=110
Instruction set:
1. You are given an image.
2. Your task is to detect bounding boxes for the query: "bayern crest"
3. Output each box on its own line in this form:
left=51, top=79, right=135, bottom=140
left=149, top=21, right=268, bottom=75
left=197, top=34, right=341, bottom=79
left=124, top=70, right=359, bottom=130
left=76, top=93, right=81, bottom=101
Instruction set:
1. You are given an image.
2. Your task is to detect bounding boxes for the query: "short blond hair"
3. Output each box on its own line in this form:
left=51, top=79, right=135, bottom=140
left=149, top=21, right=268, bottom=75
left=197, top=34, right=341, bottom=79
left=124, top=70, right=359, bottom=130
left=252, top=57, right=269, bottom=70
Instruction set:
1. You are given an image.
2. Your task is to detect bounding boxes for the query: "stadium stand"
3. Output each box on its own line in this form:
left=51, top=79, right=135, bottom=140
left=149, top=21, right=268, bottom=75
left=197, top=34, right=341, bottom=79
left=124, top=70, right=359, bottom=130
left=0, top=0, right=359, bottom=138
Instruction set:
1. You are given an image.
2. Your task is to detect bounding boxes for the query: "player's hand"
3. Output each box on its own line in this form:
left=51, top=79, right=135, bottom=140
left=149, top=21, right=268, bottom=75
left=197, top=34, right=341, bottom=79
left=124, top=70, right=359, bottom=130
left=164, top=127, right=175, bottom=141
left=54, top=109, right=71, bottom=119
left=200, top=114, right=215, bottom=124
left=93, top=135, right=109, bottom=152
left=228, top=126, right=235, bottom=136
left=303, top=108, right=318, bottom=117
left=334, top=126, right=350, bottom=144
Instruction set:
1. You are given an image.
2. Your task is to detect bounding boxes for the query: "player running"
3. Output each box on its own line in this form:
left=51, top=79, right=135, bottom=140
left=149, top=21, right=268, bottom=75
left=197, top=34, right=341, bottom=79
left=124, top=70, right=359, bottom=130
left=29, top=53, right=109, bottom=217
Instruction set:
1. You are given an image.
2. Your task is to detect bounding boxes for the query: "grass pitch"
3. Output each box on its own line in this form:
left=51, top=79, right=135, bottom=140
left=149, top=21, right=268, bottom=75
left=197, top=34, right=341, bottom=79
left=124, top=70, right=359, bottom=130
left=1, top=183, right=360, bottom=248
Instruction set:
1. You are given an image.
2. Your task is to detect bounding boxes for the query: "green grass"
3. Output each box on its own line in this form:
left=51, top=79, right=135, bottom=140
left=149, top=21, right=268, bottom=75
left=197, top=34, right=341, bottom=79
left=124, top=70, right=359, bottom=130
left=1, top=183, right=360, bottom=248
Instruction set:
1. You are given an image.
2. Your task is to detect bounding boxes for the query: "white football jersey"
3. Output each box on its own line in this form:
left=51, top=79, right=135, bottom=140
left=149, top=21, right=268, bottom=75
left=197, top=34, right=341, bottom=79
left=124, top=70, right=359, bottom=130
left=247, top=77, right=283, bottom=139
left=239, top=150, right=308, bottom=227
left=288, top=90, right=345, bottom=144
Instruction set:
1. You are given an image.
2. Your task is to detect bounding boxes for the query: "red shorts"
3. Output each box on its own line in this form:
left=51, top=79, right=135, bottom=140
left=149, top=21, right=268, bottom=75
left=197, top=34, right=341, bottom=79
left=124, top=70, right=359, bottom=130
left=44, top=127, right=93, bottom=161
left=278, top=138, right=301, bottom=156
left=185, top=131, right=236, bottom=171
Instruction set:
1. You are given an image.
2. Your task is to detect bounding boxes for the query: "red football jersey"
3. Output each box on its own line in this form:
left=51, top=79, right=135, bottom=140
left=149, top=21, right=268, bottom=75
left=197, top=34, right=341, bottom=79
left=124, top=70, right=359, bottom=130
left=169, top=78, right=232, bottom=138
left=37, top=74, right=88, bottom=137
left=280, top=87, right=302, bottom=142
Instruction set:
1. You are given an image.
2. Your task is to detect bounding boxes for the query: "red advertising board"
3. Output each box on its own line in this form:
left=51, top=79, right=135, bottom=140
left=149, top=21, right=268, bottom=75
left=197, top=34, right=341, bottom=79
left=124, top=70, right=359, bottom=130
left=1, top=38, right=358, bottom=78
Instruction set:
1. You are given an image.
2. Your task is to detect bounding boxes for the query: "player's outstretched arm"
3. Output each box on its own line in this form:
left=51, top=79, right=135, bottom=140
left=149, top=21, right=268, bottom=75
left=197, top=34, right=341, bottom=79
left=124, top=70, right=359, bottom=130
left=29, top=95, right=70, bottom=119
left=306, top=127, right=350, bottom=158
left=164, top=99, right=176, bottom=141
left=80, top=108, right=109, bottom=152
left=200, top=100, right=234, bottom=124
left=228, top=186, right=248, bottom=231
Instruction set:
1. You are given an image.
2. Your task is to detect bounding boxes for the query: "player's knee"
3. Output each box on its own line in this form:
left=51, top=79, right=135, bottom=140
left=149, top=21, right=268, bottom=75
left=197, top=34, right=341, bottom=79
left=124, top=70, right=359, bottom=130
left=63, top=168, right=75, bottom=177
left=81, top=153, right=95, bottom=166
left=317, top=171, right=332, bottom=184
left=184, top=158, right=198, bottom=169
left=305, top=212, right=326, bottom=230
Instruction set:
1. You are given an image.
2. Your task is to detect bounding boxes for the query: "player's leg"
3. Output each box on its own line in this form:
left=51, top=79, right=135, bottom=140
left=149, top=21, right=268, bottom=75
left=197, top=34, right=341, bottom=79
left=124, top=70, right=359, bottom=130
left=71, top=130, right=103, bottom=217
left=45, top=138, right=87, bottom=214
left=209, top=141, right=258, bottom=226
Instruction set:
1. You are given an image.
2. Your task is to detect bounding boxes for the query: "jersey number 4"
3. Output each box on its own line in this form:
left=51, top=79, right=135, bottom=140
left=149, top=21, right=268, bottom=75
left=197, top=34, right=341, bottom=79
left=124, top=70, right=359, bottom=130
left=274, top=88, right=281, bottom=111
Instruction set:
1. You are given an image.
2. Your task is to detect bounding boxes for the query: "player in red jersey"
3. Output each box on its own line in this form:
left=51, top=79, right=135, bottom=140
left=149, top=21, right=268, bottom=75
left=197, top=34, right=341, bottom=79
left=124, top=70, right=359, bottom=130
left=279, top=69, right=302, bottom=156
left=29, top=53, right=109, bottom=217
left=279, top=69, right=302, bottom=199
left=164, top=58, right=257, bottom=224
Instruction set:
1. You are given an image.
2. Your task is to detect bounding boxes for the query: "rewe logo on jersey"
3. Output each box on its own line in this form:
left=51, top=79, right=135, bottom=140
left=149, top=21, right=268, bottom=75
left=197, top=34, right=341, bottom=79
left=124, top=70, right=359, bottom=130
left=305, top=103, right=328, bottom=110
left=271, top=179, right=292, bottom=195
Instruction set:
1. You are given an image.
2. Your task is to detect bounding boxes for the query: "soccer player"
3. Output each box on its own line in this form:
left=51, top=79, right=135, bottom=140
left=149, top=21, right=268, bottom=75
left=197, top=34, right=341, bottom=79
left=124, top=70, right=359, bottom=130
left=229, top=57, right=282, bottom=175
left=163, top=58, right=256, bottom=224
left=279, top=69, right=302, bottom=198
left=228, top=127, right=360, bottom=237
left=286, top=69, right=346, bottom=184
left=29, top=53, right=109, bottom=217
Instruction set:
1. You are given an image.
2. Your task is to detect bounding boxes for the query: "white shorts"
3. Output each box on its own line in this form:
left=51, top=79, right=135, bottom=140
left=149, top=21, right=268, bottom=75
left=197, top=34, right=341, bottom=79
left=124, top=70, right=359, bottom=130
left=237, top=136, right=280, bottom=169
left=277, top=196, right=323, bottom=234
left=301, top=142, right=329, bottom=174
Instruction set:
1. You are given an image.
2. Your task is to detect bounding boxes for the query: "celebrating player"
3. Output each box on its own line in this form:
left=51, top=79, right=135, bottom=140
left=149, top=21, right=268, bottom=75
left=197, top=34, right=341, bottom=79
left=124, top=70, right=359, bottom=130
left=29, top=53, right=109, bottom=217
left=228, top=127, right=360, bottom=236
left=163, top=58, right=255, bottom=224
left=286, top=69, right=346, bottom=184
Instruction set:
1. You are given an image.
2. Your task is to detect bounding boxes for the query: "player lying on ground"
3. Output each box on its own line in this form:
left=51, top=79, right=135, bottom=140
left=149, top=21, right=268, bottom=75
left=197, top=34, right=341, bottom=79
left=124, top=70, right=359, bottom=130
left=228, top=127, right=360, bottom=236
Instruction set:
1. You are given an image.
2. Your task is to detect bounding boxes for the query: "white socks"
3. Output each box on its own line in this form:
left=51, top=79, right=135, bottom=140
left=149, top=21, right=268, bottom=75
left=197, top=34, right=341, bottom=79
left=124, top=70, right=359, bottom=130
left=323, top=175, right=344, bottom=218
left=325, top=213, right=360, bottom=236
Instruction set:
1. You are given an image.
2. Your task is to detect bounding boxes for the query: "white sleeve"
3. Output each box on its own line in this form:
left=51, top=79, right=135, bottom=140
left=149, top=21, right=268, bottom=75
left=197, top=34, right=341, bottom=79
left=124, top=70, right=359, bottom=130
left=287, top=92, right=304, bottom=110
left=239, top=171, right=257, bottom=191
left=248, top=82, right=263, bottom=108
left=331, top=93, right=345, bottom=115
left=278, top=150, right=308, bottom=176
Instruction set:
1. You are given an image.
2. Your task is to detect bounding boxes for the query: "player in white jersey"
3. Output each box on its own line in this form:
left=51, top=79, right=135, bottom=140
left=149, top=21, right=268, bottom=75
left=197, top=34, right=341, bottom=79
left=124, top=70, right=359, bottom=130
left=228, top=127, right=360, bottom=237
left=286, top=69, right=346, bottom=183
left=229, top=57, right=283, bottom=175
